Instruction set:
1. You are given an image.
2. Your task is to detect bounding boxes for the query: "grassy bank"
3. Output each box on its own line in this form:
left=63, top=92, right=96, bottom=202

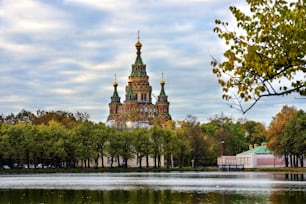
left=0, top=166, right=218, bottom=174
left=1, top=166, right=305, bottom=174
left=245, top=167, right=306, bottom=173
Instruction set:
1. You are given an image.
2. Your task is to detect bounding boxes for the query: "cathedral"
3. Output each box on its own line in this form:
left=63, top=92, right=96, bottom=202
left=107, top=36, right=171, bottom=129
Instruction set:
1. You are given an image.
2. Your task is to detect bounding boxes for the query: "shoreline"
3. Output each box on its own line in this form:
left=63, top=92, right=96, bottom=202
left=0, top=167, right=305, bottom=174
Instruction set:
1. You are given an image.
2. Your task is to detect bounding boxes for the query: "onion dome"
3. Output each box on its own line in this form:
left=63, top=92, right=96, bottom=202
left=160, top=72, right=165, bottom=86
left=128, top=76, right=133, bottom=83
left=160, top=79, right=165, bottom=86
left=111, top=75, right=120, bottom=103
left=135, top=40, right=142, bottom=49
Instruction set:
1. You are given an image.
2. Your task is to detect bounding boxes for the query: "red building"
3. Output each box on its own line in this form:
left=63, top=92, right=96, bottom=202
left=107, top=37, right=171, bottom=129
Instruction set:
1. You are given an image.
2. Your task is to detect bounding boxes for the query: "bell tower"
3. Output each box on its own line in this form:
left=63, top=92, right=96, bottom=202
left=107, top=32, right=171, bottom=127
left=107, top=75, right=122, bottom=121
left=156, top=73, right=171, bottom=121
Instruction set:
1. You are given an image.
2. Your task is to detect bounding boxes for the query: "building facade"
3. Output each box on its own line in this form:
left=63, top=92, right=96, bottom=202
left=217, top=143, right=286, bottom=168
left=107, top=37, right=171, bottom=129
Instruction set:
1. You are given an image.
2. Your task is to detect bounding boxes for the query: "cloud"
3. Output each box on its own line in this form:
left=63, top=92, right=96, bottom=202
left=0, top=0, right=304, bottom=125
left=64, top=0, right=130, bottom=11
left=0, top=0, right=70, bottom=33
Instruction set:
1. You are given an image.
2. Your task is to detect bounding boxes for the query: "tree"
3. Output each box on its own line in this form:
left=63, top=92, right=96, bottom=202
left=32, top=110, right=78, bottom=129
left=204, top=114, right=249, bottom=162
left=283, top=110, right=306, bottom=167
left=106, top=128, right=121, bottom=168
left=0, top=123, right=11, bottom=167
left=178, top=117, right=208, bottom=167
left=132, top=128, right=151, bottom=168
left=15, top=109, right=35, bottom=124
left=41, top=121, right=69, bottom=168
left=119, top=130, right=134, bottom=168
left=243, top=121, right=267, bottom=145
left=150, top=126, right=164, bottom=168
left=174, top=125, right=192, bottom=167
left=92, top=122, right=110, bottom=168
left=72, top=121, right=95, bottom=168
left=267, top=105, right=297, bottom=166
left=212, top=0, right=306, bottom=113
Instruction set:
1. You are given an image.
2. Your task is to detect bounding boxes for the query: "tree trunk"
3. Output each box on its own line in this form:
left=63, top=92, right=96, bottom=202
left=154, top=155, right=157, bottom=168
left=122, top=158, right=128, bottom=168
left=300, top=155, right=304, bottom=167
left=285, top=154, right=289, bottom=167
left=179, top=152, right=183, bottom=168
left=117, top=155, right=121, bottom=167
left=95, top=154, right=99, bottom=168
left=101, top=153, right=104, bottom=168
left=290, top=155, right=293, bottom=167
left=146, top=154, right=149, bottom=168
left=139, top=156, right=142, bottom=168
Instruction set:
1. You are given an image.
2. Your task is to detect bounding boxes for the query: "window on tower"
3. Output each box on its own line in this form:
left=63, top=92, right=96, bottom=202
left=141, top=93, right=147, bottom=102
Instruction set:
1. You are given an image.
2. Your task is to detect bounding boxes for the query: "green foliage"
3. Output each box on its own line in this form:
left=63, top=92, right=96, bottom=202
left=212, top=0, right=306, bottom=113
left=283, top=110, right=306, bottom=167
left=1, top=108, right=303, bottom=169
left=243, top=121, right=267, bottom=145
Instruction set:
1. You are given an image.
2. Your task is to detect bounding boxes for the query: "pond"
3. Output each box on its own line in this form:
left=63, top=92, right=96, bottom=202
left=0, top=172, right=305, bottom=203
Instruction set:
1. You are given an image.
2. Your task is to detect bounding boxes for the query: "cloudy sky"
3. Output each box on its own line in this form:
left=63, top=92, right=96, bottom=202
left=0, top=0, right=304, bottom=126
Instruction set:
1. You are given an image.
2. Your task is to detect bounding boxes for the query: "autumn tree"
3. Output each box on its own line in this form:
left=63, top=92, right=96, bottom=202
left=212, top=0, right=306, bottom=113
left=267, top=105, right=297, bottom=166
left=32, top=110, right=80, bottom=128
left=174, top=126, right=192, bottom=167
left=178, top=116, right=209, bottom=167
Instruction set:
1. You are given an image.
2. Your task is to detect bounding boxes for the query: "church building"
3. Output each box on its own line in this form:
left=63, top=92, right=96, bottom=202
left=107, top=36, right=171, bottom=129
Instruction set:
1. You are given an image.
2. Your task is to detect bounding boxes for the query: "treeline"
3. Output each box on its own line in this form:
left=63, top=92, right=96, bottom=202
left=0, top=106, right=305, bottom=169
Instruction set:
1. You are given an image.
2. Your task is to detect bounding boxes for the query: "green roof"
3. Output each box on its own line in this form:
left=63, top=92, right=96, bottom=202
left=239, top=145, right=271, bottom=155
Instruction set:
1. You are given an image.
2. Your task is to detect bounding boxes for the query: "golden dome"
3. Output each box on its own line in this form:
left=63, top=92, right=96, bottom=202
left=160, top=72, right=165, bottom=85
left=113, top=80, right=118, bottom=86
left=128, top=77, right=133, bottom=83
left=135, top=40, right=142, bottom=48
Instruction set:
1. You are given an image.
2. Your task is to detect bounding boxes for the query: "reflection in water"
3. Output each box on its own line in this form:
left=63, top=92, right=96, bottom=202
left=285, top=173, right=304, bottom=181
left=0, top=189, right=274, bottom=204
left=0, top=172, right=305, bottom=204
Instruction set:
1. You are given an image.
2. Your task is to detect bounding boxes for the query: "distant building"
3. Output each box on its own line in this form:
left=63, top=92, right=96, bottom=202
left=106, top=36, right=171, bottom=129
left=217, top=143, right=286, bottom=168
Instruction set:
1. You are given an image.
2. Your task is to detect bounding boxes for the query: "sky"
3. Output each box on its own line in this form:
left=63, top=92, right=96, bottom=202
left=0, top=0, right=304, bottom=126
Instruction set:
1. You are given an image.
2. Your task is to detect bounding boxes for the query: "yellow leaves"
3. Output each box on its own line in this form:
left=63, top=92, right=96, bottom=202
left=218, top=79, right=226, bottom=87
left=212, top=0, right=306, bottom=112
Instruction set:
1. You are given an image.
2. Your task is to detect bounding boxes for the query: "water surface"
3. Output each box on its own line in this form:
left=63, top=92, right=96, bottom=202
left=0, top=172, right=305, bottom=203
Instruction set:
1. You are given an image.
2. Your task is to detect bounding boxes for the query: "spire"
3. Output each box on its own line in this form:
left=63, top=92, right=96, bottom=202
left=130, top=31, right=147, bottom=77
left=113, top=73, right=118, bottom=87
left=158, top=73, right=168, bottom=102
left=134, top=30, right=143, bottom=66
left=111, top=73, right=120, bottom=103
